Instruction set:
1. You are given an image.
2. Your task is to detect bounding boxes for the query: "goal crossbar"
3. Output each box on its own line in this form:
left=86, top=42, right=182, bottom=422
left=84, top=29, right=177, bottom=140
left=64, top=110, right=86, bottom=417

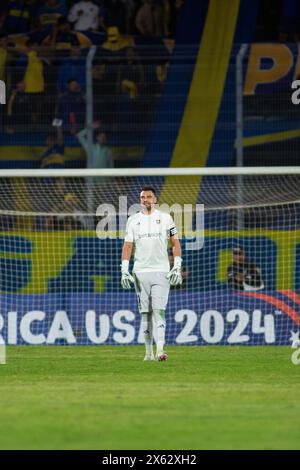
left=2, top=167, right=300, bottom=178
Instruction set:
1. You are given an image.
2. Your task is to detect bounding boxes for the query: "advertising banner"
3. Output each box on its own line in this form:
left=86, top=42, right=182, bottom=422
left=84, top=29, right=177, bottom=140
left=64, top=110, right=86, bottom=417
left=0, top=290, right=298, bottom=346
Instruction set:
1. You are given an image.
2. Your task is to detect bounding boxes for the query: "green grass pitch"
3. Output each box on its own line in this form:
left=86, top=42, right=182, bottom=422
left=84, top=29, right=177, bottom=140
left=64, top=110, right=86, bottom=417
left=0, top=345, right=299, bottom=450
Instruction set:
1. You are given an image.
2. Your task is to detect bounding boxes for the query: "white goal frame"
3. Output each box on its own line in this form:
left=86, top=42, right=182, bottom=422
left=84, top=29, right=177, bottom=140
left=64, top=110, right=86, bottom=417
left=1, top=166, right=300, bottom=178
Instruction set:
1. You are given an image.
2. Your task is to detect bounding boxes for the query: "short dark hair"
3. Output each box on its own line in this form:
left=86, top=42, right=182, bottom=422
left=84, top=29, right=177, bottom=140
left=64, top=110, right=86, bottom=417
left=141, top=186, right=156, bottom=196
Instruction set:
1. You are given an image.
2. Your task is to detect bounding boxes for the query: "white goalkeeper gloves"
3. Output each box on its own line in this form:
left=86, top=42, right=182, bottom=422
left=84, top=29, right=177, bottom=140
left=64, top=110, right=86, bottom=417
left=121, top=260, right=135, bottom=290
left=166, top=256, right=183, bottom=286
left=121, top=258, right=183, bottom=288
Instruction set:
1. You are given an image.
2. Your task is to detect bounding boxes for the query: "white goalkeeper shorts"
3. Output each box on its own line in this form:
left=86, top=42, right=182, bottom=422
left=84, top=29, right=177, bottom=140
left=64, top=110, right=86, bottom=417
left=133, top=272, right=170, bottom=313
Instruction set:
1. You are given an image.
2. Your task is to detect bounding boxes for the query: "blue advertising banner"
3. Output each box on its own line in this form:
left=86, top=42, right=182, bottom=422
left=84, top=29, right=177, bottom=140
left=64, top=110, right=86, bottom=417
left=0, top=290, right=298, bottom=346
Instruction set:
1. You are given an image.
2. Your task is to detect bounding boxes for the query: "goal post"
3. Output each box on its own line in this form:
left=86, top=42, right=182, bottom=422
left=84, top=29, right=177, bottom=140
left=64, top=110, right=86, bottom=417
left=0, top=167, right=299, bottom=347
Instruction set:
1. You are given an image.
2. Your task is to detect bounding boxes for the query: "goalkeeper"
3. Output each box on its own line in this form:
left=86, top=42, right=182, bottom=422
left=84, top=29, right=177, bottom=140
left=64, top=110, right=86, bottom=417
left=121, top=187, right=182, bottom=362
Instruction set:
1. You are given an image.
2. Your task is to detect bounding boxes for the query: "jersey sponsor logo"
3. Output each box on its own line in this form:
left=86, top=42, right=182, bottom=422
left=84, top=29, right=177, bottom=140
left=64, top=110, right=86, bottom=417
left=170, top=226, right=177, bottom=236
left=137, top=232, right=162, bottom=239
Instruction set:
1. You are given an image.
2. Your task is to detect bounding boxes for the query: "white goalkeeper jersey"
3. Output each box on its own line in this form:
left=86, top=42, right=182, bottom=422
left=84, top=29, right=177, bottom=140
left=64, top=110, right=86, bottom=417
left=124, top=209, right=177, bottom=273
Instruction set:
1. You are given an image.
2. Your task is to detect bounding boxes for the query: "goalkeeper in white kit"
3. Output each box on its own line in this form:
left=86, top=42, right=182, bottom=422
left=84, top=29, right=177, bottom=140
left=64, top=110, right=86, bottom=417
left=121, top=187, right=182, bottom=362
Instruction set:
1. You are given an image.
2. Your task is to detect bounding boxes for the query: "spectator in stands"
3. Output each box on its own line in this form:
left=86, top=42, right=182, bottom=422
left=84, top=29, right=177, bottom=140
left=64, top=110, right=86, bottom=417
left=103, top=0, right=136, bottom=35
left=34, top=122, right=65, bottom=230
left=121, top=0, right=137, bottom=35
left=57, top=78, right=85, bottom=135
left=116, top=78, right=139, bottom=139
left=37, top=0, right=68, bottom=34
left=99, top=26, right=132, bottom=125
left=106, top=0, right=127, bottom=34
left=68, top=0, right=106, bottom=32
left=143, top=59, right=168, bottom=96
left=42, top=17, right=81, bottom=117
left=12, top=39, right=49, bottom=126
left=45, top=193, right=89, bottom=231
left=115, top=48, right=144, bottom=139
left=135, top=0, right=163, bottom=37
left=42, top=16, right=81, bottom=57
left=118, top=47, right=144, bottom=94
left=5, top=81, right=27, bottom=133
left=0, top=33, right=8, bottom=83
left=76, top=120, right=114, bottom=169
left=40, top=121, right=64, bottom=169
left=101, top=25, right=131, bottom=52
left=57, top=48, right=85, bottom=93
left=227, top=247, right=264, bottom=291
left=25, top=39, right=47, bottom=121
left=94, top=0, right=108, bottom=33
left=167, top=0, right=182, bottom=37
left=0, top=0, right=34, bottom=35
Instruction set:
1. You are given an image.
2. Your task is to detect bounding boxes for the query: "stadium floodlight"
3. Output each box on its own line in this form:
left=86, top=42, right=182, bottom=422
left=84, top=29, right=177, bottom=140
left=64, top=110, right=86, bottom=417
left=0, top=167, right=299, bottom=346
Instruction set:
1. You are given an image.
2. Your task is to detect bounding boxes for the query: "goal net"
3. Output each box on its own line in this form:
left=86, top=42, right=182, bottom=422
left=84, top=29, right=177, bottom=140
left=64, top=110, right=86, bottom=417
left=0, top=168, right=299, bottom=347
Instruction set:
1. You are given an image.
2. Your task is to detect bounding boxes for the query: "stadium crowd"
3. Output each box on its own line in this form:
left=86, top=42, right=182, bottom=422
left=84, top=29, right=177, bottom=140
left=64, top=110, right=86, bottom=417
left=0, top=0, right=177, bottom=172
left=0, top=0, right=182, bottom=38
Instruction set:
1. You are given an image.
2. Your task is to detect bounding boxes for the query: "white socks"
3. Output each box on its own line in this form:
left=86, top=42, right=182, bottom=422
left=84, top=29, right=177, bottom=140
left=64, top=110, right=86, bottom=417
left=152, top=309, right=166, bottom=356
left=142, top=310, right=166, bottom=357
left=141, top=313, right=153, bottom=356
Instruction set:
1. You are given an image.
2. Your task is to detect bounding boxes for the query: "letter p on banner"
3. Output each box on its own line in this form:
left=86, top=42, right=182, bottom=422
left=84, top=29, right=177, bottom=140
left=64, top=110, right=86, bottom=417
left=0, top=80, right=6, bottom=104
